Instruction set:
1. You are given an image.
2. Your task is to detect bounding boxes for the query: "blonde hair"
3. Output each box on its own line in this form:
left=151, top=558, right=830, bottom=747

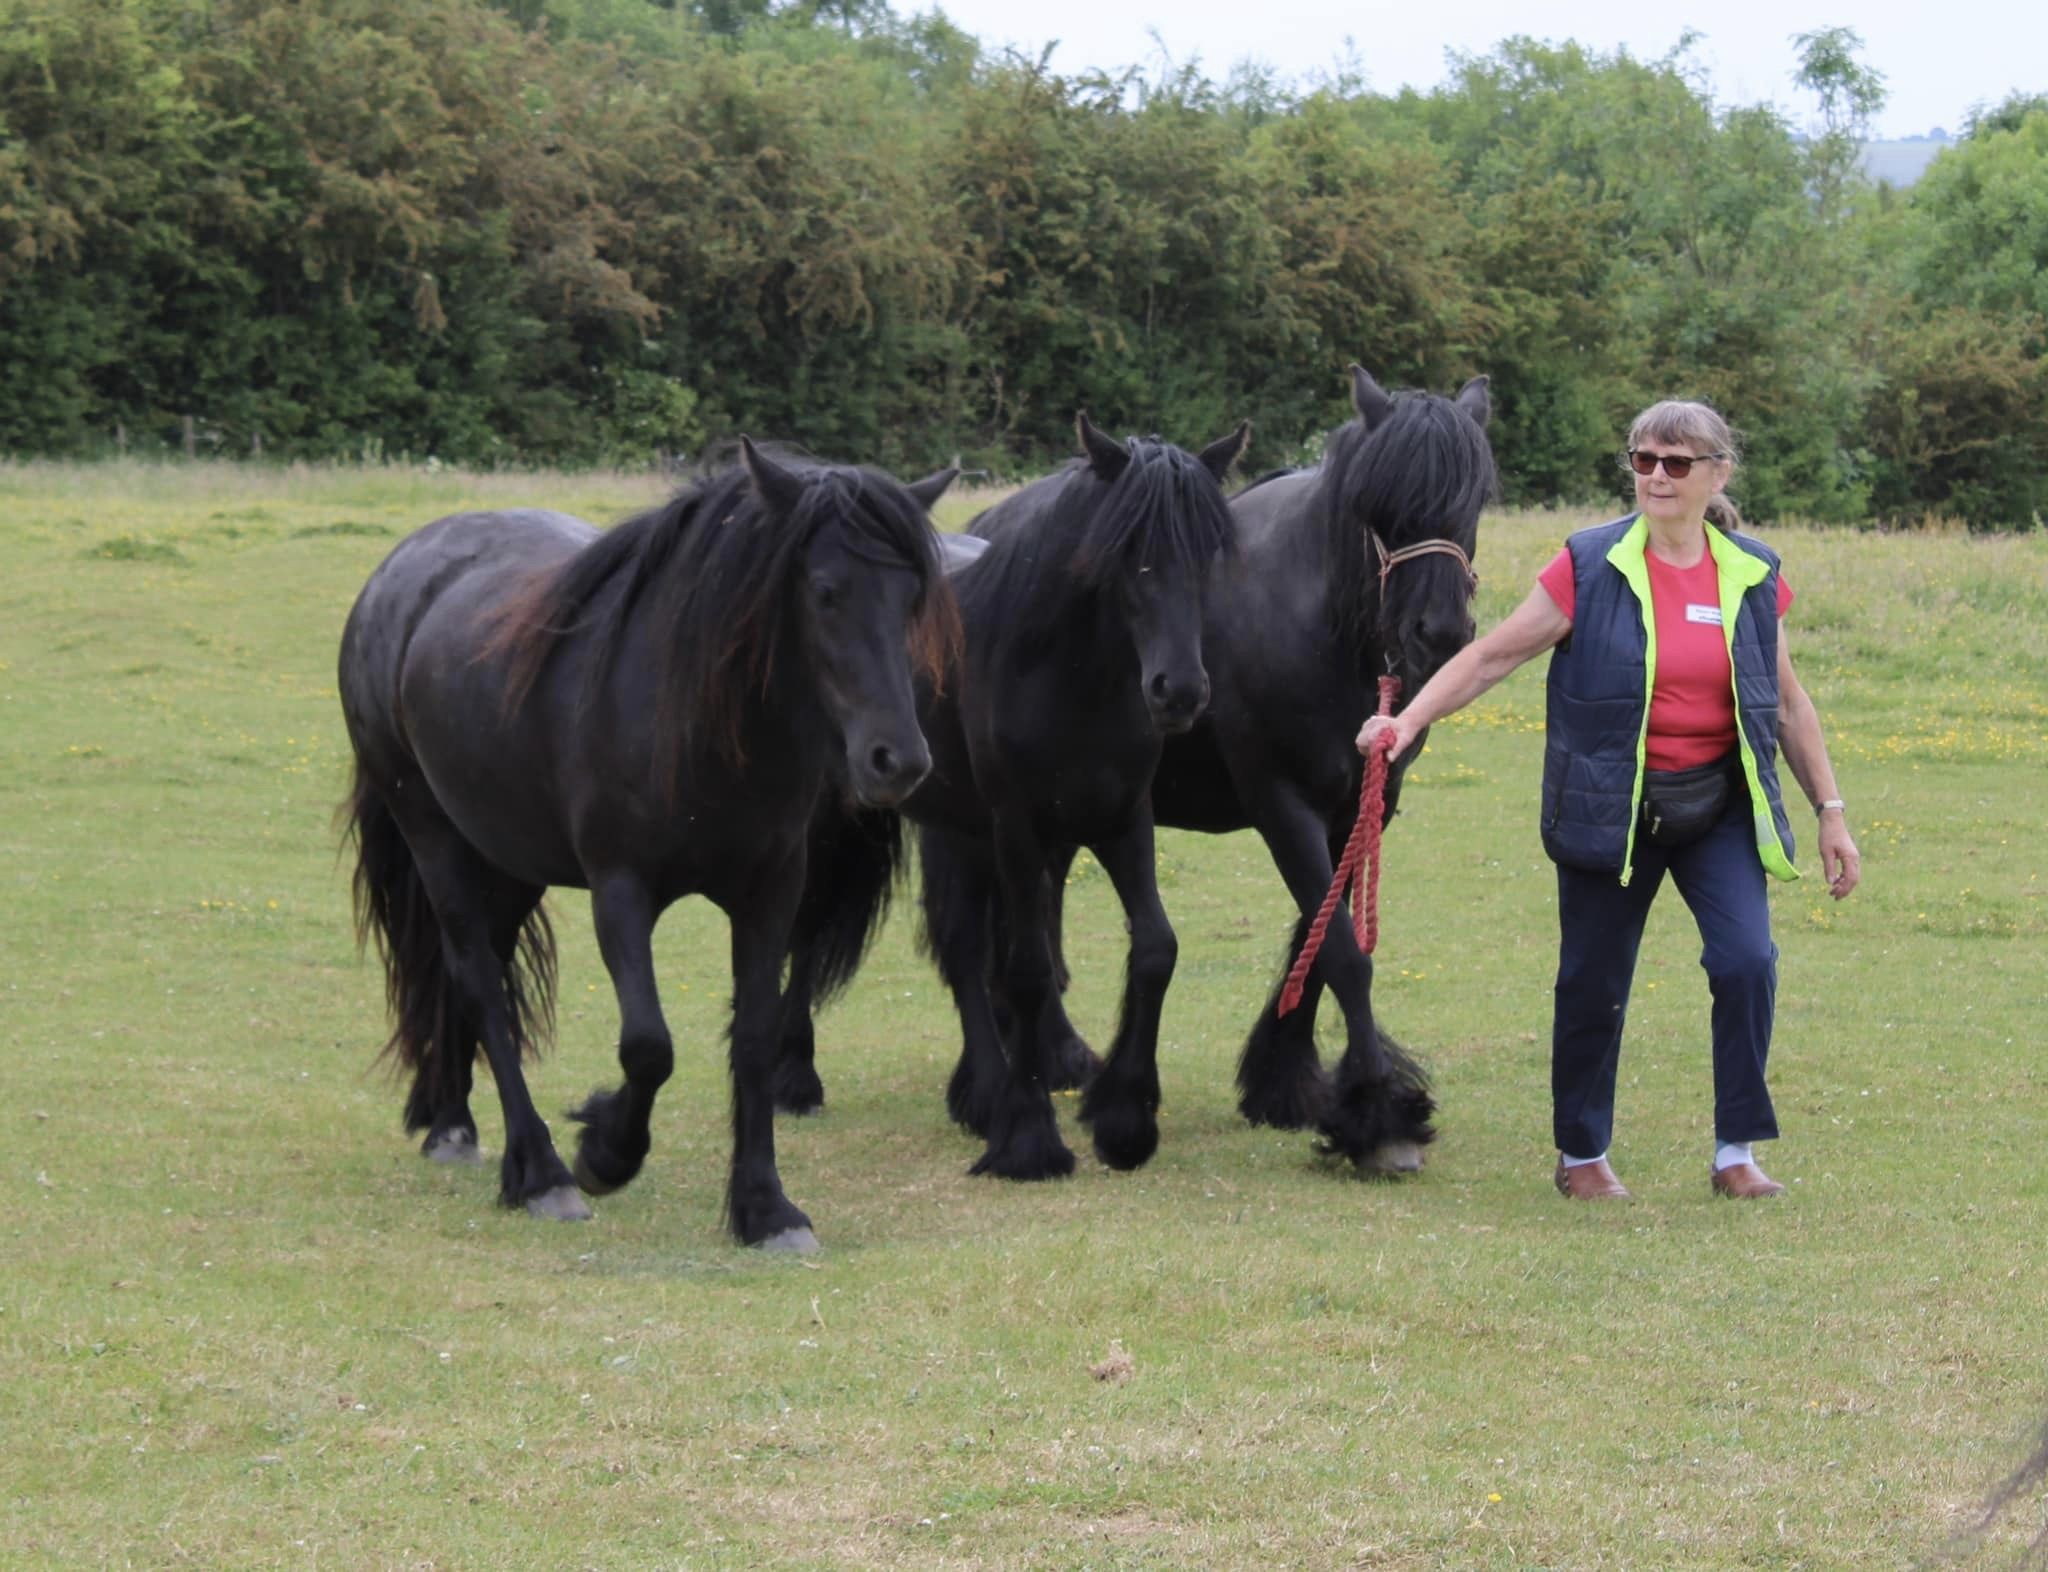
left=1628, top=399, right=1743, bottom=530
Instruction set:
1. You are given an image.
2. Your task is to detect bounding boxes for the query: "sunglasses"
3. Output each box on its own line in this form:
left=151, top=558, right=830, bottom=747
left=1628, top=448, right=1725, bottom=479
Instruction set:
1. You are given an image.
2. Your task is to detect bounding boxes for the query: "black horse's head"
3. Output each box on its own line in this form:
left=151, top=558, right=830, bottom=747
left=740, top=439, right=956, bottom=807
left=1323, top=367, right=1496, bottom=697
left=1069, top=413, right=1248, bottom=734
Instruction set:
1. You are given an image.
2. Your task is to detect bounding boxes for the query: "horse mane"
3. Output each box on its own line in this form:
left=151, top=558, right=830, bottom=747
left=957, top=438, right=1239, bottom=655
left=486, top=459, right=951, bottom=781
left=1312, top=392, right=1498, bottom=650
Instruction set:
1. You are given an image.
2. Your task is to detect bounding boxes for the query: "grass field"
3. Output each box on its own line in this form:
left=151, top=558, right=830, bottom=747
left=4, top=459, right=2046, bottom=1569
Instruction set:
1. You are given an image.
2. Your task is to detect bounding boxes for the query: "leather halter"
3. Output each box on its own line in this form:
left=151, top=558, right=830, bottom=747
left=1368, top=529, right=1478, bottom=597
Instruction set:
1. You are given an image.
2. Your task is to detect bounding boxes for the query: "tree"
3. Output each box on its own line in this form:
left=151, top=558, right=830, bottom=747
left=0, top=0, right=207, bottom=449
left=1859, top=105, right=2048, bottom=524
left=1792, top=26, right=1885, bottom=221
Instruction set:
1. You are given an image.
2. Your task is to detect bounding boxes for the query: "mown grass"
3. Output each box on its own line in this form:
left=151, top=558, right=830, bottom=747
left=3, top=459, right=2046, bottom=1570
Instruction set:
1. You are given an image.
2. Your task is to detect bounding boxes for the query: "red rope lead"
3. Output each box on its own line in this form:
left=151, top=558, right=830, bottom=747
left=1277, top=674, right=1401, bottom=1017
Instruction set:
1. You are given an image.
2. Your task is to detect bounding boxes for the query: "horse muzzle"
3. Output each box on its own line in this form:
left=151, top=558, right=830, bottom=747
left=849, top=734, right=932, bottom=808
left=1146, top=670, right=1210, bottom=735
left=1399, top=621, right=1474, bottom=688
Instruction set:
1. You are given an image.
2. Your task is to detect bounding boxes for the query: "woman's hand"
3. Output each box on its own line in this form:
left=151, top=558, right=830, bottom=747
left=1817, top=810, right=1860, bottom=900
left=1356, top=712, right=1420, bottom=760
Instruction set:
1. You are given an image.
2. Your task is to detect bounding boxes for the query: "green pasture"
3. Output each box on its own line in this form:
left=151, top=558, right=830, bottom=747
left=3, top=460, right=2046, bottom=1570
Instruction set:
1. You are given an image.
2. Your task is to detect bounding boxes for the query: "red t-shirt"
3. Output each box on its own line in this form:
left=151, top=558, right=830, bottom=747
left=1538, top=546, right=1794, bottom=771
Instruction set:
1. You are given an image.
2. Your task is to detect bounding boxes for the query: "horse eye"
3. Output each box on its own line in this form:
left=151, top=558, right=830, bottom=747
left=812, top=577, right=841, bottom=610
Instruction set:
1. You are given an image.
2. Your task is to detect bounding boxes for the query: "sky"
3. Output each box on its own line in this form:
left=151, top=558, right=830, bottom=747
left=913, top=0, right=2043, bottom=140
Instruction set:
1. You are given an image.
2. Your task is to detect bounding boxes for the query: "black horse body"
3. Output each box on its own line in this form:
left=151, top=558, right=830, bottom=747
left=338, top=445, right=952, bottom=1250
left=1006, top=370, right=1496, bottom=1173
left=779, top=417, right=1247, bottom=1181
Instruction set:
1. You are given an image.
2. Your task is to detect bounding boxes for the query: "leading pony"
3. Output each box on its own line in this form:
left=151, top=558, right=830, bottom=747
left=1146, top=368, right=1495, bottom=1171
left=338, top=443, right=954, bottom=1251
left=778, top=416, right=1247, bottom=1180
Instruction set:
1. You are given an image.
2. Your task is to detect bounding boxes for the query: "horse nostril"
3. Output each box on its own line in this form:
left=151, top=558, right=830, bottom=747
left=858, top=739, right=930, bottom=806
left=1149, top=673, right=1170, bottom=701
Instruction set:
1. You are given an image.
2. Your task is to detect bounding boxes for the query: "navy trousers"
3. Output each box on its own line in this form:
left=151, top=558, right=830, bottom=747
left=1551, top=798, right=1780, bottom=1159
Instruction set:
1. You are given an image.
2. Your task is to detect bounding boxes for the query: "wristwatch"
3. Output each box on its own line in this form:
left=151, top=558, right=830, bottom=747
left=1816, top=799, right=1846, bottom=814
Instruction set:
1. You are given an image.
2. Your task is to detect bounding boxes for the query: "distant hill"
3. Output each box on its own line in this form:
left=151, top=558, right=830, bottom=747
left=1861, top=132, right=1953, bottom=187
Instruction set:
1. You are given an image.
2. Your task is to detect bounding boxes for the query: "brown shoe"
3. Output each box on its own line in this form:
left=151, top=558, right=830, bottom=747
left=1554, top=1158, right=1630, bottom=1200
left=1710, top=1161, right=1786, bottom=1198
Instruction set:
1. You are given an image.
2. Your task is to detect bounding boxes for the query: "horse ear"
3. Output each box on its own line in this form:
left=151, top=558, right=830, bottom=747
left=1197, top=420, right=1251, bottom=482
left=1075, top=412, right=1130, bottom=482
left=905, top=466, right=958, bottom=511
left=1454, top=374, right=1492, bottom=429
left=1349, top=365, right=1394, bottom=429
left=740, top=435, right=806, bottom=515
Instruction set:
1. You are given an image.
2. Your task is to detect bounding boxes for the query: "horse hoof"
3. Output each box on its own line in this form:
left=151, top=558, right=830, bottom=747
left=527, top=1185, right=594, bottom=1222
left=424, top=1131, right=483, bottom=1165
left=772, top=1068, right=826, bottom=1117
left=1364, top=1140, right=1425, bottom=1177
left=571, top=1154, right=621, bottom=1197
left=757, top=1227, right=819, bottom=1255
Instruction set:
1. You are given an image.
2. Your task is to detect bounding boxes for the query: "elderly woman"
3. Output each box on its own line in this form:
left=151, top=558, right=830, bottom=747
left=1358, top=401, right=1860, bottom=1200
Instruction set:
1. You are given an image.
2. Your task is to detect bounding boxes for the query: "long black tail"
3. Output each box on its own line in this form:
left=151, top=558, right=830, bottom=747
left=788, top=804, right=907, bottom=1008
left=340, top=760, right=556, bottom=1132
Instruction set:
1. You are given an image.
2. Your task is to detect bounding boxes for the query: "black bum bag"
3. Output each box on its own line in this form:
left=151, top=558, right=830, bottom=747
left=1640, top=753, right=1744, bottom=848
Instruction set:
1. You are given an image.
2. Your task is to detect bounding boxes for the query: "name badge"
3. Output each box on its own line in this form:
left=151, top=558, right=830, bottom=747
left=1685, top=603, right=1723, bottom=626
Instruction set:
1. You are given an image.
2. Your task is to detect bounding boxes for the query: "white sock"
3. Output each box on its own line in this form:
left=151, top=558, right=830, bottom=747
left=1561, top=1151, right=1608, bottom=1168
left=1714, top=1142, right=1754, bottom=1172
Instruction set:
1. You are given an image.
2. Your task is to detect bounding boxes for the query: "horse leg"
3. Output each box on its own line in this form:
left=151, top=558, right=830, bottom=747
left=407, top=894, right=561, bottom=1166
left=1077, top=816, right=1174, bottom=1171
left=917, top=826, right=1010, bottom=1138
left=726, top=896, right=818, bottom=1251
left=1322, top=953, right=1437, bottom=1176
left=1236, top=906, right=1333, bottom=1130
left=969, top=815, right=1075, bottom=1180
left=394, top=806, right=585, bottom=1219
left=404, top=987, right=482, bottom=1165
left=569, top=875, right=676, bottom=1198
left=1234, top=789, right=1345, bottom=1129
left=772, top=803, right=902, bottom=1116
left=1040, top=852, right=1102, bottom=1091
left=772, top=944, right=826, bottom=1117
left=346, top=764, right=492, bottom=1167
left=1252, top=795, right=1433, bottom=1171
left=1233, top=816, right=1357, bottom=1130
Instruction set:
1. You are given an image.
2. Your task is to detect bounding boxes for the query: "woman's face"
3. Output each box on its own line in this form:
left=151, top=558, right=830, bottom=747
left=1630, top=440, right=1730, bottom=528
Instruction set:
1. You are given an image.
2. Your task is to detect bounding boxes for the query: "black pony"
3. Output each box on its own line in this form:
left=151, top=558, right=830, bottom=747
left=337, top=443, right=954, bottom=1250
left=1146, top=367, right=1495, bottom=1170
left=987, top=369, right=1494, bottom=1173
left=778, top=415, right=1247, bottom=1180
